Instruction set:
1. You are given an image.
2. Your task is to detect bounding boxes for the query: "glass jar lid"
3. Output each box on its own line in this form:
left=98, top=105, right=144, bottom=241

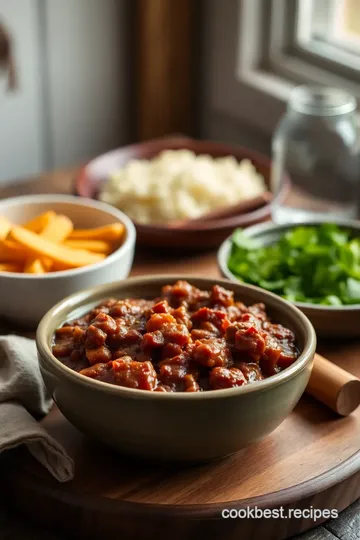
left=288, top=85, right=357, bottom=116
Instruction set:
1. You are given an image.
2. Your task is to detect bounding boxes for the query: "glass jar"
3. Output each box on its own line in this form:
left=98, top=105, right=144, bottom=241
left=271, top=85, right=360, bottom=223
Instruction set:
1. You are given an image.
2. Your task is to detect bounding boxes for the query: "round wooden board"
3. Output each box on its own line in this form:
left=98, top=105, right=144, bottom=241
left=6, top=343, right=360, bottom=540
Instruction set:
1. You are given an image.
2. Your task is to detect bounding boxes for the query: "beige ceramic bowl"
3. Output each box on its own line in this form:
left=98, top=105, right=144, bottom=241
left=0, top=195, right=136, bottom=327
left=37, top=275, right=316, bottom=462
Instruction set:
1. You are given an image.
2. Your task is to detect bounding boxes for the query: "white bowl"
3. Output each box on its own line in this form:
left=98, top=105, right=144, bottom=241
left=0, top=194, right=136, bottom=327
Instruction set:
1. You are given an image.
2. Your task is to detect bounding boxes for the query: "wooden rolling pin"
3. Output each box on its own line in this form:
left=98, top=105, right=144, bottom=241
left=306, top=353, right=360, bottom=416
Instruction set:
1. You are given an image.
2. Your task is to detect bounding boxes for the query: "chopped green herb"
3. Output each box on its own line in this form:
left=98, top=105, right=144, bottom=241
left=227, top=224, right=360, bottom=306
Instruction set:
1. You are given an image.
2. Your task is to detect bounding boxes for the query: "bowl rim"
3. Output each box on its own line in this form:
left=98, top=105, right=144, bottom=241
left=75, top=137, right=291, bottom=232
left=218, top=217, right=360, bottom=311
left=36, top=274, right=316, bottom=400
left=0, top=194, right=136, bottom=280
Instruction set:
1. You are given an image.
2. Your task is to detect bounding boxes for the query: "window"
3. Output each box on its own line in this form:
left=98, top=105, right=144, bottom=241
left=267, top=0, right=360, bottom=90
left=297, top=0, right=360, bottom=69
left=232, top=0, right=360, bottom=134
left=203, top=0, right=360, bottom=144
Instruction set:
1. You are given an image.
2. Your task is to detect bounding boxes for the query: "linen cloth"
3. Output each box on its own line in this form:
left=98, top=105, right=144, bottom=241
left=0, top=335, right=74, bottom=482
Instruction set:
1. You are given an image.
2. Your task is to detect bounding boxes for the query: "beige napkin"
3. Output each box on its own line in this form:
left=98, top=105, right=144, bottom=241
left=0, top=335, right=74, bottom=482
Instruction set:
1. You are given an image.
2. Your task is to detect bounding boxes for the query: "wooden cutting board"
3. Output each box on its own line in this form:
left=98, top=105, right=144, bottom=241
left=1, top=174, right=359, bottom=538
left=6, top=342, right=360, bottom=540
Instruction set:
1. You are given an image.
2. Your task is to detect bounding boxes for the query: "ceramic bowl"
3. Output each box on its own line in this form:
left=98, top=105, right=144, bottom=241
left=0, top=195, right=136, bottom=327
left=218, top=219, right=360, bottom=338
left=74, top=136, right=290, bottom=249
left=37, top=275, right=316, bottom=462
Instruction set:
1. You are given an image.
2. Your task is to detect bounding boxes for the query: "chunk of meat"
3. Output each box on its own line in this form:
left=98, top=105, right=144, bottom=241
left=184, top=374, right=200, bottom=392
left=158, top=353, right=200, bottom=392
left=85, top=325, right=107, bottom=348
left=80, top=362, right=115, bottom=383
left=226, top=322, right=266, bottom=362
left=210, top=285, right=234, bottom=307
left=73, top=326, right=85, bottom=347
left=192, top=338, right=231, bottom=368
left=109, top=300, right=152, bottom=320
left=150, top=300, right=171, bottom=314
left=86, top=346, right=112, bottom=365
left=171, top=305, right=192, bottom=330
left=112, top=358, right=157, bottom=390
left=91, top=312, right=117, bottom=335
left=146, top=313, right=190, bottom=346
left=159, top=364, right=188, bottom=389
left=161, top=280, right=209, bottom=309
left=209, top=367, right=247, bottom=389
left=55, top=326, right=74, bottom=338
left=191, top=328, right=213, bottom=341
left=86, top=299, right=117, bottom=321
left=248, top=303, right=267, bottom=323
left=235, top=362, right=263, bottom=383
left=264, top=323, right=298, bottom=369
left=141, top=330, right=165, bottom=354
left=53, top=326, right=74, bottom=357
left=161, top=280, right=196, bottom=306
left=238, top=312, right=263, bottom=329
left=158, top=353, right=189, bottom=368
left=52, top=342, right=73, bottom=358
left=259, top=336, right=282, bottom=376
left=161, top=342, right=182, bottom=360
left=191, top=307, right=229, bottom=332
left=198, top=321, right=220, bottom=336
left=146, top=313, right=177, bottom=332
left=266, top=322, right=296, bottom=342
left=107, top=323, right=142, bottom=348
left=277, top=346, right=298, bottom=369
left=162, top=323, right=190, bottom=346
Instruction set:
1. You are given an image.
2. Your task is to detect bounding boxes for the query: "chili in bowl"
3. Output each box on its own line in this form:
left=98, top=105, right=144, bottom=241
left=52, top=281, right=301, bottom=392
left=37, top=276, right=316, bottom=462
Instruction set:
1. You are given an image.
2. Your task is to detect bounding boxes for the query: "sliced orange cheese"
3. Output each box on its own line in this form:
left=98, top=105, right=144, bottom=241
left=68, top=223, right=125, bottom=242
left=0, top=216, right=11, bottom=241
left=64, top=239, right=112, bottom=254
left=41, top=214, right=74, bottom=242
left=26, top=214, right=74, bottom=271
left=24, top=211, right=56, bottom=233
left=10, top=226, right=105, bottom=268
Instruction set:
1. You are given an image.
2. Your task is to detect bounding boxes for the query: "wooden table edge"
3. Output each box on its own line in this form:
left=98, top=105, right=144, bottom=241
left=8, top=445, right=360, bottom=519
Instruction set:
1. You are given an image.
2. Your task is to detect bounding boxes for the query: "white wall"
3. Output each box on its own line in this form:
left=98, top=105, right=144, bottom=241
left=0, top=0, right=44, bottom=183
left=0, top=0, right=128, bottom=185
left=44, top=0, right=129, bottom=169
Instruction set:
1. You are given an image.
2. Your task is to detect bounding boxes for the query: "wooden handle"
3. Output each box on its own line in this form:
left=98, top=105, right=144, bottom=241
left=306, top=353, right=360, bottom=416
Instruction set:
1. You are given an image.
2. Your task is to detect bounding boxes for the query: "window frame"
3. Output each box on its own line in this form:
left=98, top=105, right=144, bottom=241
left=232, top=0, right=360, bottom=135
left=269, top=0, right=360, bottom=87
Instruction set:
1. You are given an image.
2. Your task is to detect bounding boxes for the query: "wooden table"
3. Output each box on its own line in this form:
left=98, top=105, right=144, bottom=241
left=1, top=170, right=359, bottom=540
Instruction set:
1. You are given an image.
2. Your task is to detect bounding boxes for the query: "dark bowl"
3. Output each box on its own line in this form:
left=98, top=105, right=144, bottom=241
left=75, top=136, right=290, bottom=249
